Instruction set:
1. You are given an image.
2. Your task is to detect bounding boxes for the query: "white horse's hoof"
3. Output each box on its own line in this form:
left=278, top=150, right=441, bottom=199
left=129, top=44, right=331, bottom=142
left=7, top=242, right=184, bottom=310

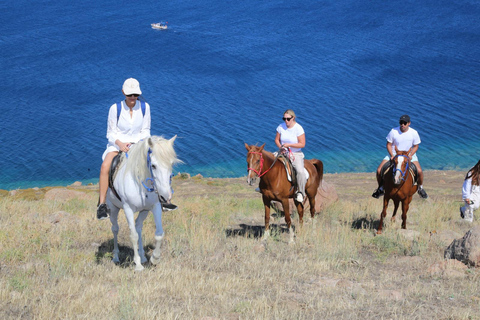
left=150, top=255, right=161, bottom=265
left=134, top=264, right=145, bottom=272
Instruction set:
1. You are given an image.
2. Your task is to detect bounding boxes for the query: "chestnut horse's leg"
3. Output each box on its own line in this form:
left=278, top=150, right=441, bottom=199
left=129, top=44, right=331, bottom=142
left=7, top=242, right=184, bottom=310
left=283, top=198, right=295, bottom=244
left=391, top=199, right=400, bottom=223
left=295, top=200, right=304, bottom=225
left=306, top=188, right=316, bottom=219
left=401, top=197, right=411, bottom=229
left=377, top=197, right=389, bottom=235
left=263, top=195, right=271, bottom=240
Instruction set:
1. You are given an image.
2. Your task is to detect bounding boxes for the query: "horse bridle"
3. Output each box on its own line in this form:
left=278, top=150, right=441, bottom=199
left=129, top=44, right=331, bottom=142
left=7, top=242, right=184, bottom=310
left=142, top=148, right=157, bottom=192
left=392, top=154, right=410, bottom=182
left=247, top=150, right=282, bottom=178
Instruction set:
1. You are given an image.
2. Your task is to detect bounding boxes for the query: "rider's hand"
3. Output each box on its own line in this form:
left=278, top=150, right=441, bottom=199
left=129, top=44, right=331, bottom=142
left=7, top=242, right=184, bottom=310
left=118, top=141, right=130, bottom=152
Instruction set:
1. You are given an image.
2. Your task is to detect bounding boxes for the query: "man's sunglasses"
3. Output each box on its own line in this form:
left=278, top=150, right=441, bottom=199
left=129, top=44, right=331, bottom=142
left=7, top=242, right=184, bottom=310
left=282, top=117, right=293, bottom=121
left=126, top=94, right=140, bottom=97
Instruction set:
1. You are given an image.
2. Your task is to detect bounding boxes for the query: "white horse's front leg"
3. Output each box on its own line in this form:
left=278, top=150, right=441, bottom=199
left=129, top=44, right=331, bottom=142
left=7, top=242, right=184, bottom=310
left=135, top=210, right=150, bottom=264
left=150, top=202, right=164, bottom=265
left=108, top=204, right=121, bottom=264
left=123, top=204, right=144, bottom=271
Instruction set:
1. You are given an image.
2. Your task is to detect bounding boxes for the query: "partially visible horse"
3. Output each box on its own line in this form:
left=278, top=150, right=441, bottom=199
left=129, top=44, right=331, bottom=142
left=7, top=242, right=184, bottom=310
left=106, top=135, right=180, bottom=271
left=245, top=143, right=324, bottom=242
left=377, top=147, right=418, bottom=234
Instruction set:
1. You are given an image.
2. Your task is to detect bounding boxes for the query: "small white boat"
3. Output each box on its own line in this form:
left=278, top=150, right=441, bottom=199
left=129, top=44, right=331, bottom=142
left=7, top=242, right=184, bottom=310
left=151, top=22, right=167, bottom=30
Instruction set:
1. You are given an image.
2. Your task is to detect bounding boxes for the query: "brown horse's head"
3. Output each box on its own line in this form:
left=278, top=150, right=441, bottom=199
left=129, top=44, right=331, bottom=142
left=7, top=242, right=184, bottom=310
left=392, top=147, right=411, bottom=185
left=245, top=143, right=265, bottom=186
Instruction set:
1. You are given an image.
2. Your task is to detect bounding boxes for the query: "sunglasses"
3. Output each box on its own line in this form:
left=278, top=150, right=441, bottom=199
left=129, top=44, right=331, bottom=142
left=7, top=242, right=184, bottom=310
left=399, top=121, right=408, bottom=125
left=126, top=94, right=140, bottom=97
left=282, top=117, right=293, bottom=121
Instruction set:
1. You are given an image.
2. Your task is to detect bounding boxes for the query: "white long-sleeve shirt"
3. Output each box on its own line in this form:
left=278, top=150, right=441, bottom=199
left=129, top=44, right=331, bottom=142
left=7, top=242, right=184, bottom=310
left=462, top=177, right=480, bottom=200
left=102, top=100, right=151, bottom=160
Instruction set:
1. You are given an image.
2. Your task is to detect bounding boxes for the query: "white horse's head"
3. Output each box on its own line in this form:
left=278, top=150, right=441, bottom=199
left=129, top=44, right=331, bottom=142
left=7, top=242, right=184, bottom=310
left=125, top=135, right=180, bottom=202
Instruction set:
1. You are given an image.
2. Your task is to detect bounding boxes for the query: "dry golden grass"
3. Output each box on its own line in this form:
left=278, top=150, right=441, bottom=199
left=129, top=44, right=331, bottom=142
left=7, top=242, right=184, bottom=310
left=1, top=171, right=479, bottom=319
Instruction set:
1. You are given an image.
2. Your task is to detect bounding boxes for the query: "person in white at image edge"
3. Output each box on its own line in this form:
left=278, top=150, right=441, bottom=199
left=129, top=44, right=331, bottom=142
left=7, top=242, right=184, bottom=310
left=460, top=160, right=480, bottom=222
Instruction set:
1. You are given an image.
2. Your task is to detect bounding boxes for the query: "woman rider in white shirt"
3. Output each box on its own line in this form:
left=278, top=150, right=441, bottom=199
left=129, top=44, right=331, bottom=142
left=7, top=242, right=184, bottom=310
left=275, top=109, right=306, bottom=202
left=460, top=160, right=480, bottom=222
left=97, top=78, right=151, bottom=219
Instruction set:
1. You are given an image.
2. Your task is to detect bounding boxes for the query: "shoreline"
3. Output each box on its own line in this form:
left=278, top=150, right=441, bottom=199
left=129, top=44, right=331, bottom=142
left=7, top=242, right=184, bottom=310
left=0, top=169, right=467, bottom=196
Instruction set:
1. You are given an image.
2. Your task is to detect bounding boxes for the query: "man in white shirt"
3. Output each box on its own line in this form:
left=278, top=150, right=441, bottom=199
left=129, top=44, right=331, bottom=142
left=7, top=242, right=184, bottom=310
left=372, top=114, right=428, bottom=199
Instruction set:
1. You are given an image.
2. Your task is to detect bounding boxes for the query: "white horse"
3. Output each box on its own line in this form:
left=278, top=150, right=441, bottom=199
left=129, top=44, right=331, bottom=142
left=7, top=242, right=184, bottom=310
left=106, top=135, right=180, bottom=271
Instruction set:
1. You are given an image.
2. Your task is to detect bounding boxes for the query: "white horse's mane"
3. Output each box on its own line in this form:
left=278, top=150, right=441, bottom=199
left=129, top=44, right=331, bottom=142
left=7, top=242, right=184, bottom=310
left=123, top=136, right=179, bottom=185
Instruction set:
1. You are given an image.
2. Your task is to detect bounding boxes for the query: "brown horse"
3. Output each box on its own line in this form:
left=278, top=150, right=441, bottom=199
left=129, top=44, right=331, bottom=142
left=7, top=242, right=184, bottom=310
left=377, top=148, right=418, bottom=234
left=245, top=143, right=323, bottom=242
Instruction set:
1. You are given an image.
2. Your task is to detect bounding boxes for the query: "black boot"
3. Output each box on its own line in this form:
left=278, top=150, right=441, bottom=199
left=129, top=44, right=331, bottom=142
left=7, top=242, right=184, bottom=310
left=159, top=196, right=178, bottom=211
left=372, top=188, right=384, bottom=199
left=97, top=203, right=109, bottom=220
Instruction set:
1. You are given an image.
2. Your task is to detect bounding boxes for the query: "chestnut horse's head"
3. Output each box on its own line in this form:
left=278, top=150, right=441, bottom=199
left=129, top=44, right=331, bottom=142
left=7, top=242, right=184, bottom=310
left=245, top=143, right=265, bottom=186
left=392, top=147, right=411, bottom=185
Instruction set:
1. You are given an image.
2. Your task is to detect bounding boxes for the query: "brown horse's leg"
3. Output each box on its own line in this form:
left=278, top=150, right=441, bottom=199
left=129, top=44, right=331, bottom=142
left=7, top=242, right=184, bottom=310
left=283, top=198, right=295, bottom=243
left=401, top=198, right=411, bottom=229
left=294, top=200, right=304, bottom=225
left=377, top=197, right=389, bottom=234
left=263, top=196, right=271, bottom=240
left=307, top=191, right=316, bottom=219
left=391, top=200, right=399, bottom=223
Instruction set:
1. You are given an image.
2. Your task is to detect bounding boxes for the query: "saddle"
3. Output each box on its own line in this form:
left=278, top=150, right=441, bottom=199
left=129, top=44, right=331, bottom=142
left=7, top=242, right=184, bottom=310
left=277, top=155, right=310, bottom=191
left=380, top=160, right=418, bottom=184
left=109, top=152, right=124, bottom=201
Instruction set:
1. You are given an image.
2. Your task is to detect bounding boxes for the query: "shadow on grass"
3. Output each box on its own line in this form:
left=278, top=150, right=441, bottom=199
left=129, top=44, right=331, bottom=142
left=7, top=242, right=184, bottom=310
left=225, top=223, right=292, bottom=239
left=95, top=239, right=155, bottom=269
left=351, top=216, right=380, bottom=231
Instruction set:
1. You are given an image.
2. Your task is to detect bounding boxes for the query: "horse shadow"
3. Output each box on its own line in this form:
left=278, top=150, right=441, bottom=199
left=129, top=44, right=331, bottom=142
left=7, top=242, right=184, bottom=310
left=350, top=216, right=380, bottom=231
left=95, top=239, right=155, bottom=268
left=225, top=223, right=293, bottom=239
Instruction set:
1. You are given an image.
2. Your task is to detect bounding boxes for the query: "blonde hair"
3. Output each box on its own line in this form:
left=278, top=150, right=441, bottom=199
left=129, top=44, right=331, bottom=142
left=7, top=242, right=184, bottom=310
left=283, top=109, right=296, bottom=118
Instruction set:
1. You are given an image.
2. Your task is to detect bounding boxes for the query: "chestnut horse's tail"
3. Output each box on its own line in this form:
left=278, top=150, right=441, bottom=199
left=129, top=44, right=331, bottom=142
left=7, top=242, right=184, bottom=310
left=310, top=159, right=324, bottom=188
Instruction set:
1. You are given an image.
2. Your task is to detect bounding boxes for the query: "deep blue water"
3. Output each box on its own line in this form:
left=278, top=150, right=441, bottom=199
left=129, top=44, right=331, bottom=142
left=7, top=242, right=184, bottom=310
left=1, top=0, right=480, bottom=190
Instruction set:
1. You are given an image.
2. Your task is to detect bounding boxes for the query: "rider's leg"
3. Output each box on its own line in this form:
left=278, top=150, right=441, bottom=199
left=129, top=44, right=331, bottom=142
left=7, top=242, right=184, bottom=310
left=99, top=151, right=118, bottom=204
left=413, top=161, right=423, bottom=186
left=97, top=152, right=118, bottom=219
left=292, top=153, right=306, bottom=201
left=372, top=159, right=388, bottom=198
left=376, top=159, right=388, bottom=188
left=413, top=160, right=428, bottom=198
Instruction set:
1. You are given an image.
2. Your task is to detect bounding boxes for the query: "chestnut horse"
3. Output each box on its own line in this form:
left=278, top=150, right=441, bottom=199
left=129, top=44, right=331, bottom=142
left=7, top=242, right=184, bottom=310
left=245, top=143, right=323, bottom=242
left=377, top=148, right=418, bottom=234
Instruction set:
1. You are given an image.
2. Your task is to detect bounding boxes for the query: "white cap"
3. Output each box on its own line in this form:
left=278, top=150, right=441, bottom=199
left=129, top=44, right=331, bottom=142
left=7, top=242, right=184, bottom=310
left=122, top=78, right=142, bottom=95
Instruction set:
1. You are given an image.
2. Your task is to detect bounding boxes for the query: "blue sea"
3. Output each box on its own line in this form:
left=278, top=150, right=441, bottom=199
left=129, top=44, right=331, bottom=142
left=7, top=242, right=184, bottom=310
left=1, top=0, right=480, bottom=190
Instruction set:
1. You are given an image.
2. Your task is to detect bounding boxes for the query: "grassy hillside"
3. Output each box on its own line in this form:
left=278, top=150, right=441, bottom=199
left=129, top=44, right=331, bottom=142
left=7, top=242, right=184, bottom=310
left=0, top=171, right=479, bottom=319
